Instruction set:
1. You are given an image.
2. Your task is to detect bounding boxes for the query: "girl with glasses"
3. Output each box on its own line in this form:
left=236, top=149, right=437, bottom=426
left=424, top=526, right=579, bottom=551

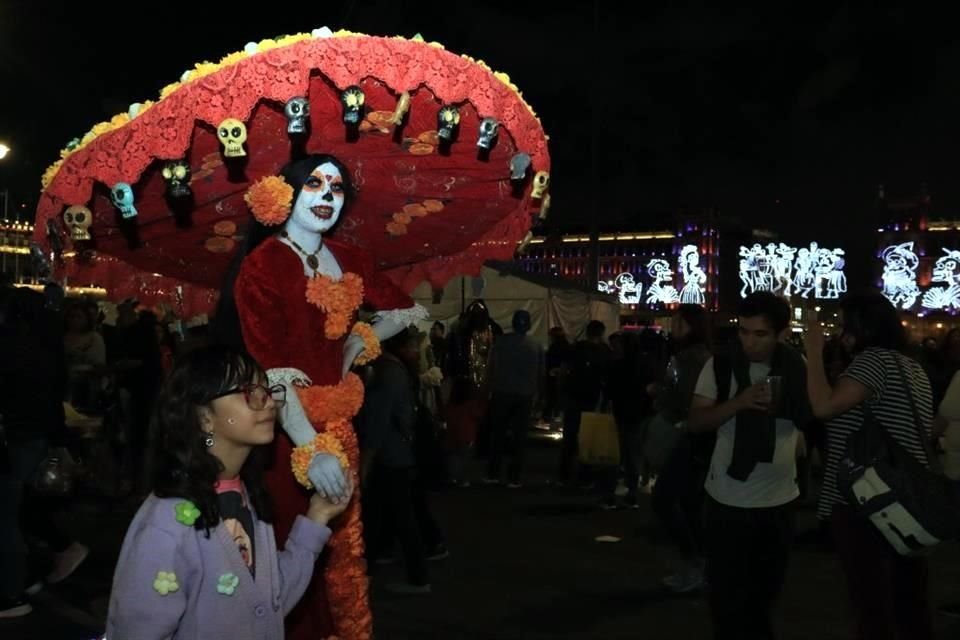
left=104, top=345, right=353, bottom=639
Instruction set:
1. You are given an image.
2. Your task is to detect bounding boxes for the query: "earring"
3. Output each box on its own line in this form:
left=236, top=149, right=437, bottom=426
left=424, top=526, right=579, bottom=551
left=227, top=418, right=236, bottom=425
left=204, top=432, right=214, bottom=448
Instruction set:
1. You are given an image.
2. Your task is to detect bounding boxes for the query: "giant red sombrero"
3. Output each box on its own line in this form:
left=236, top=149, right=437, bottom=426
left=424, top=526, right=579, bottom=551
left=32, top=29, right=550, bottom=317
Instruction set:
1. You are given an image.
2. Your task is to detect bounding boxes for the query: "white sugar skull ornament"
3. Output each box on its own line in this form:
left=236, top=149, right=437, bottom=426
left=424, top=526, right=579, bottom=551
left=285, top=97, right=310, bottom=135
left=111, top=183, right=137, bottom=219
left=63, top=205, right=93, bottom=241
left=477, top=117, right=499, bottom=150
left=218, top=118, right=248, bottom=157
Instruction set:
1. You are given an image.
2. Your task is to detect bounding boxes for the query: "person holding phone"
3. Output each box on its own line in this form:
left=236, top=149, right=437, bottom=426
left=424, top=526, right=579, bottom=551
left=688, top=292, right=813, bottom=640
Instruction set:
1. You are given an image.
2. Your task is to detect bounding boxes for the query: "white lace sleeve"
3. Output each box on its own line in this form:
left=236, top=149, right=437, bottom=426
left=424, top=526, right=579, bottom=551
left=372, top=303, right=429, bottom=327
left=267, top=367, right=313, bottom=388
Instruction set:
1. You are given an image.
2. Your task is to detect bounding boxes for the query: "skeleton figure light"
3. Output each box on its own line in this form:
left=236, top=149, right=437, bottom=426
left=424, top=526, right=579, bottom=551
left=340, top=86, right=365, bottom=125
left=63, top=205, right=93, bottom=241
left=510, top=153, right=531, bottom=181
left=111, top=183, right=138, bottom=219
left=814, top=248, right=846, bottom=299
left=531, top=172, right=550, bottom=199
left=737, top=241, right=847, bottom=300
left=284, top=97, right=310, bottom=135
left=646, top=259, right=680, bottom=305
left=218, top=118, right=248, bottom=157
left=477, top=117, right=499, bottom=150
left=922, top=249, right=960, bottom=311
left=162, top=160, right=192, bottom=198
left=437, top=105, right=460, bottom=141
left=881, top=242, right=921, bottom=310
left=614, top=272, right=642, bottom=304
left=678, top=245, right=707, bottom=305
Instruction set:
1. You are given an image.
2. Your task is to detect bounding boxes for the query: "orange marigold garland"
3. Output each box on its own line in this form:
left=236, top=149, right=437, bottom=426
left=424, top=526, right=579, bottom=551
left=305, top=273, right=364, bottom=339
left=296, top=373, right=365, bottom=425
left=351, top=322, right=381, bottom=366
left=244, top=175, right=293, bottom=226
left=322, top=417, right=372, bottom=639
left=290, top=432, right=350, bottom=489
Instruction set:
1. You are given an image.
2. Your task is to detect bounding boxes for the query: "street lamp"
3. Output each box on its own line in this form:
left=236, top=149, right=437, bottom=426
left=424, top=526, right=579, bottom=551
left=0, top=143, right=9, bottom=220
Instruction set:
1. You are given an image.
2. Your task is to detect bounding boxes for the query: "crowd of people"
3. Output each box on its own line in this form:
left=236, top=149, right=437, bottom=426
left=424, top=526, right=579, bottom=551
left=2, top=280, right=959, bottom=639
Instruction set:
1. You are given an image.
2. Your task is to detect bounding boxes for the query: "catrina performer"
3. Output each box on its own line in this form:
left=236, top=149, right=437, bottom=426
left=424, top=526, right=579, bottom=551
left=33, top=29, right=550, bottom=640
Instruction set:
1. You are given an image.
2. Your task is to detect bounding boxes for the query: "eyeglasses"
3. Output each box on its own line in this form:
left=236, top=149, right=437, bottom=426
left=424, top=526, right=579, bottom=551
left=210, top=383, right=286, bottom=410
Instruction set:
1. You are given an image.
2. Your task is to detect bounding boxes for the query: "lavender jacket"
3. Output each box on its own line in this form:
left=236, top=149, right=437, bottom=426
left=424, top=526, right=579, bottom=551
left=104, top=494, right=330, bottom=640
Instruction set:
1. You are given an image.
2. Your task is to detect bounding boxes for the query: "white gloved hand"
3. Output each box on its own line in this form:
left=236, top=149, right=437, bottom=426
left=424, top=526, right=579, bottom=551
left=342, top=335, right=366, bottom=379
left=308, top=453, right=350, bottom=503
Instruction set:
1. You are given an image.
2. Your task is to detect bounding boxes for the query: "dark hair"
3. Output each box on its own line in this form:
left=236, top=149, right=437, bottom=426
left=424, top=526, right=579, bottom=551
left=840, top=290, right=906, bottom=353
left=147, top=344, right=273, bottom=533
left=942, top=328, right=960, bottom=350
left=65, top=302, right=95, bottom=333
left=432, top=321, right=445, bottom=332
left=512, top=309, right=531, bottom=335
left=586, top=320, right=606, bottom=339
left=212, top=154, right=355, bottom=348
left=675, top=303, right=710, bottom=348
left=738, top=292, right=791, bottom=333
left=382, top=327, right=415, bottom=356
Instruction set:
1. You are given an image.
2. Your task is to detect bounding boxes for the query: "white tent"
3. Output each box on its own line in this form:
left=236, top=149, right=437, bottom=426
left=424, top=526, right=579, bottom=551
left=410, top=262, right=620, bottom=345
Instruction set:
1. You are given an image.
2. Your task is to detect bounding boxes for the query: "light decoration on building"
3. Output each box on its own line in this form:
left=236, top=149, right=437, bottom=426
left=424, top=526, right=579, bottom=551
left=678, top=244, right=706, bottom=304
left=645, top=258, right=680, bottom=305
left=880, top=242, right=921, bottom=310
left=921, top=249, right=960, bottom=311
left=739, top=242, right=847, bottom=300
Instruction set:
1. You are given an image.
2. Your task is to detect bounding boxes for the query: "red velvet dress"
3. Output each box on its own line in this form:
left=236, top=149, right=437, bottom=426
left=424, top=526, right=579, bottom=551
left=235, top=235, right=413, bottom=640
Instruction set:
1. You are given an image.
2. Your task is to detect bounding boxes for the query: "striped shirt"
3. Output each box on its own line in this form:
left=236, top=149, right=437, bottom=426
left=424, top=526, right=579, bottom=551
left=817, top=348, right=933, bottom=520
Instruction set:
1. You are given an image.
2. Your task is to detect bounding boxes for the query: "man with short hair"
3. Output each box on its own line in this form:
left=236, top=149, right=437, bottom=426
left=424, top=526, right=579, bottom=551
left=485, top=310, right=545, bottom=487
left=688, top=292, right=811, bottom=640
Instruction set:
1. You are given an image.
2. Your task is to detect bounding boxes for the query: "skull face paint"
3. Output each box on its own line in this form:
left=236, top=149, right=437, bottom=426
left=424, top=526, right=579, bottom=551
left=286, top=162, right=346, bottom=235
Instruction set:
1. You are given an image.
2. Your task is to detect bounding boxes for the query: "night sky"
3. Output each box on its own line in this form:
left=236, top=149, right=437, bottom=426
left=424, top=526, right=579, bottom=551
left=2, top=1, right=960, bottom=245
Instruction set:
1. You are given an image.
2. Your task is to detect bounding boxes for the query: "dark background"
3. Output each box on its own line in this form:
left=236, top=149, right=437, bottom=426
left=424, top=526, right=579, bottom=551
left=2, top=1, right=959, bottom=246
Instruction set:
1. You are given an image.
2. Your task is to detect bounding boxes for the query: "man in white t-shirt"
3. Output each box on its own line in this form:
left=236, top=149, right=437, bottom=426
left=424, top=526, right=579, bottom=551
left=688, top=292, right=810, bottom=640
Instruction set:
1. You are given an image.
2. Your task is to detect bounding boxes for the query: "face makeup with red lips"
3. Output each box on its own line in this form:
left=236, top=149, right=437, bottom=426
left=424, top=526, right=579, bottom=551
left=288, top=162, right=346, bottom=235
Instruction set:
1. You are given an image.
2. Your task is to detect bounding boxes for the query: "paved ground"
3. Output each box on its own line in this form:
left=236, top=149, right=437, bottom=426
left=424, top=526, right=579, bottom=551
left=4, top=445, right=960, bottom=639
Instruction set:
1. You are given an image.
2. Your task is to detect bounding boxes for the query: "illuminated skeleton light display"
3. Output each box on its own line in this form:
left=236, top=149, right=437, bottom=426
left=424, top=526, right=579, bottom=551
left=678, top=244, right=707, bottom=304
left=739, top=242, right=846, bottom=300
left=597, top=257, right=687, bottom=307
left=880, top=242, right=921, bottom=310
left=921, top=249, right=960, bottom=311
left=645, top=259, right=680, bottom=305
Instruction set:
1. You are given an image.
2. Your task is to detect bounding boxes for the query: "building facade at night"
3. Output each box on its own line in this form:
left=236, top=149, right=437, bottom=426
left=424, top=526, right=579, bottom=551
left=515, top=211, right=849, bottom=326
left=516, top=213, right=724, bottom=318
left=0, top=219, right=38, bottom=286
left=874, top=187, right=960, bottom=336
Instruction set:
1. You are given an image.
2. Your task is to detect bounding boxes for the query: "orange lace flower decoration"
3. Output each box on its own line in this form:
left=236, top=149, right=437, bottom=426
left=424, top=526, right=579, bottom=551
left=290, top=432, right=350, bottom=489
left=244, top=176, right=293, bottom=226
left=351, top=322, right=381, bottom=366
left=296, top=373, right=365, bottom=425
left=305, top=273, right=364, bottom=339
